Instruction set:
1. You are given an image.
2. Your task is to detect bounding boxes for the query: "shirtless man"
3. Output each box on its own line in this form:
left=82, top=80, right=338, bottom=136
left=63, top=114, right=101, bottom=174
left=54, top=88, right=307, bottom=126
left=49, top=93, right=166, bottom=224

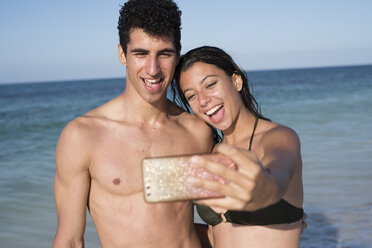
left=52, top=0, right=212, bottom=247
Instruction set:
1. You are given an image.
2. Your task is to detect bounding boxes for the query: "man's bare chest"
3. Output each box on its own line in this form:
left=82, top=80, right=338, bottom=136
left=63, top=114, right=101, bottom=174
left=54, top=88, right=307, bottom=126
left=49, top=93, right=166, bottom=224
left=88, top=125, right=204, bottom=196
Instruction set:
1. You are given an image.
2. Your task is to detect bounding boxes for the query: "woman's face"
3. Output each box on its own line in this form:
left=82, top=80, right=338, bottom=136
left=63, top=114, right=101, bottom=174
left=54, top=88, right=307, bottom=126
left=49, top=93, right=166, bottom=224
left=180, top=62, right=243, bottom=131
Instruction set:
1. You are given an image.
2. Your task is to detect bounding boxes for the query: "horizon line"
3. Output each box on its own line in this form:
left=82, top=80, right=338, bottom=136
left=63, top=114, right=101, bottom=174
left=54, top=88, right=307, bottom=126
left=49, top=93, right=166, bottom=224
left=1, top=63, right=371, bottom=86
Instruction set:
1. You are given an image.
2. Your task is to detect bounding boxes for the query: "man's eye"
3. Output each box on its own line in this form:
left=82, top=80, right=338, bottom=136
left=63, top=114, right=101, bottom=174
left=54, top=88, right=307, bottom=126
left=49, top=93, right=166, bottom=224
left=159, top=53, right=172, bottom=58
left=133, top=51, right=147, bottom=56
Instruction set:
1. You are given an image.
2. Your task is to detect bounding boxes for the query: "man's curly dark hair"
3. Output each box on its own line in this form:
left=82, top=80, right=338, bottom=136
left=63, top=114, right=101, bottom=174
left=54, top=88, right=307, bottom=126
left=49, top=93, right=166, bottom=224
left=118, top=0, right=182, bottom=55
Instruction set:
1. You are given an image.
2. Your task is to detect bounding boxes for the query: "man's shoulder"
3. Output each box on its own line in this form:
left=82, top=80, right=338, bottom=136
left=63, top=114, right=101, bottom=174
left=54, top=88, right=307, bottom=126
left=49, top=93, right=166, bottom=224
left=58, top=109, right=106, bottom=145
left=168, top=103, right=210, bottom=132
left=167, top=103, right=213, bottom=151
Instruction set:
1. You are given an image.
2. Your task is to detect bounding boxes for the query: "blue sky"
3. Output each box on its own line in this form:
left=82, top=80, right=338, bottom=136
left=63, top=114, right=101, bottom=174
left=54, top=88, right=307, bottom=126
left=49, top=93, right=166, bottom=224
left=1, top=0, right=371, bottom=84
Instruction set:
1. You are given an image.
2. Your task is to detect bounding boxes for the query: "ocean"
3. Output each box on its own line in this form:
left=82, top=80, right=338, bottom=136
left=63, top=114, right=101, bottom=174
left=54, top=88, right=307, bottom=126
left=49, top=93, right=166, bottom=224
left=1, top=65, right=371, bottom=247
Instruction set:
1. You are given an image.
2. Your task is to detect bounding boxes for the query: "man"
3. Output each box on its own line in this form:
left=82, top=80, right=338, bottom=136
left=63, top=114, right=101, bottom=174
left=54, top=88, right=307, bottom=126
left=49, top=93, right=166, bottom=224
left=53, top=0, right=212, bottom=247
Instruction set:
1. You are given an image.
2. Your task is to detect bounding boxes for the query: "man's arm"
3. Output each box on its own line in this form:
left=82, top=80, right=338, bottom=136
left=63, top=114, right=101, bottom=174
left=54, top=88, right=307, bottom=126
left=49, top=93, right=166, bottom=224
left=53, top=120, right=91, bottom=248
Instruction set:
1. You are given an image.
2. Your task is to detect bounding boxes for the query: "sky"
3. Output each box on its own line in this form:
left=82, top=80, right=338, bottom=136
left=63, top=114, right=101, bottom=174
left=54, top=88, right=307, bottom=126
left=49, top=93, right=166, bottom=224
left=0, top=0, right=371, bottom=84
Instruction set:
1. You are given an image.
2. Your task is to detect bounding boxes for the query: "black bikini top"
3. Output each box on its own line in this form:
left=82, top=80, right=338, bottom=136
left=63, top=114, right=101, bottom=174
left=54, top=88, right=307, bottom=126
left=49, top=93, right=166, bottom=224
left=196, top=117, right=303, bottom=226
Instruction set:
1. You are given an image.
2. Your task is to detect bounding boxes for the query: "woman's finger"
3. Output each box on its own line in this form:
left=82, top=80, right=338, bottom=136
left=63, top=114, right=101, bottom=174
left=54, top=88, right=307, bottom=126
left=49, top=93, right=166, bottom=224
left=216, top=144, right=263, bottom=180
left=188, top=171, right=253, bottom=203
left=195, top=156, right=251, bottom=189
left=189, top=175, right=251, bottom=201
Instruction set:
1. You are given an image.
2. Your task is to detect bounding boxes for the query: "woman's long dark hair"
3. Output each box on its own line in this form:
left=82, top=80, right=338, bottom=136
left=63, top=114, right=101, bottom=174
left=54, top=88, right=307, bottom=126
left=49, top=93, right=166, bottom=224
left=171, top=46, right=270, bottom=144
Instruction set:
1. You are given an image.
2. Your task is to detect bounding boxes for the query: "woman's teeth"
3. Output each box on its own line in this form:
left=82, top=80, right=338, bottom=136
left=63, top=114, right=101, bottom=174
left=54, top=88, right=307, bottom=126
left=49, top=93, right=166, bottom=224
left=205, top=104, right=223, bottom=116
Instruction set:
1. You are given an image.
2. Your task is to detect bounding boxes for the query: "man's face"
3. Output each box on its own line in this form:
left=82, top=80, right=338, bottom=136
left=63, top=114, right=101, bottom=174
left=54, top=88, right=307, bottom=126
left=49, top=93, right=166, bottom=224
left=119, top=28, right=179, bottom=104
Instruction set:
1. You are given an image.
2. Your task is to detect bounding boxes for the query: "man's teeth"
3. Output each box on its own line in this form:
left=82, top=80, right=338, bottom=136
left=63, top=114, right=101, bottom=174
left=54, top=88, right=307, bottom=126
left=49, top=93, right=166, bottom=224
left=145, top=79, right=160, bottom=84
left=205, top=104, right=223, bottom=115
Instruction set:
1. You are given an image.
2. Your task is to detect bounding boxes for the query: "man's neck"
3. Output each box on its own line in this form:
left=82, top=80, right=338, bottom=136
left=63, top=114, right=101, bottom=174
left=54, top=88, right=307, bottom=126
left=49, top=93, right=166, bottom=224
left=117, top=90, right=171, bottom=125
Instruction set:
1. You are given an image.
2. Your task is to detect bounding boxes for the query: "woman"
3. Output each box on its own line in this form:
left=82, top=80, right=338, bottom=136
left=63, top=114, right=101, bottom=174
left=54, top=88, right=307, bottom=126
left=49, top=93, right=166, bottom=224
left=172, top=46, right=304, bottom=248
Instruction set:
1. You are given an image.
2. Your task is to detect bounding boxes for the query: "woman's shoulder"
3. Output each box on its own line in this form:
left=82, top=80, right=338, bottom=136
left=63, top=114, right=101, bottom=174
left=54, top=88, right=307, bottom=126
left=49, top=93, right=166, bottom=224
left=259, top=119, right=300, bottom=148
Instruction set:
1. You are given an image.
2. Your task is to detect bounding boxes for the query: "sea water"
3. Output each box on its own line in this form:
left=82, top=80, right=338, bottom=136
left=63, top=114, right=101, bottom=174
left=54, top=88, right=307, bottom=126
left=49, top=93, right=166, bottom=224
left=1, top=65, right=371, bottom=247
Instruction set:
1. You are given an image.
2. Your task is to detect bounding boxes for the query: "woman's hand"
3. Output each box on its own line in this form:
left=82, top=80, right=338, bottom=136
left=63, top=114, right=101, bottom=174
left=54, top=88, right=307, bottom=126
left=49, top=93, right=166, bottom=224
left=190, top=143, right=279, bottom=211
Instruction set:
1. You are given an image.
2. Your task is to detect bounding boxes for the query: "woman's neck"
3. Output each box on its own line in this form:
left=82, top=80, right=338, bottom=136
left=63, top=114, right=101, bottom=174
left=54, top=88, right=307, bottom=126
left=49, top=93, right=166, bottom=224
left=222, top=107, right=255, bottom=145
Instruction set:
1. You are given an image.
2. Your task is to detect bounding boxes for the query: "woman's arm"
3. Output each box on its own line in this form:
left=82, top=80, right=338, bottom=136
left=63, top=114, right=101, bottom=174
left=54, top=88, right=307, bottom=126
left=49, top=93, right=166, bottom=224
left=194, top=223, right=213, bottom=248
left=189, top=126, right=302, bottom=211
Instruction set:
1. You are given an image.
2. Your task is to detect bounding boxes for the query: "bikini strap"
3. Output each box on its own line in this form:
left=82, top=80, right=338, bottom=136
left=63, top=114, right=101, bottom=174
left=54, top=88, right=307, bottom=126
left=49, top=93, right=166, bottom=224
left=248, top=117, right=259, bottom=151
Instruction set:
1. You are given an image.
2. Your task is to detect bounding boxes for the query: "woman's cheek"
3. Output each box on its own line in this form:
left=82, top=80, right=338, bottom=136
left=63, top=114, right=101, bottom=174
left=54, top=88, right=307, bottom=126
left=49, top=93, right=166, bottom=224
left=189, top=102, right=200, bottom=115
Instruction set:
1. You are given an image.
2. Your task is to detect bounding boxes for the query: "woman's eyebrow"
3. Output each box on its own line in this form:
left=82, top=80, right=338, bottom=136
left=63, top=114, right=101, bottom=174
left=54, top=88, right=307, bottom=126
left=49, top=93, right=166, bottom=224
left=183, top=74, right=218, bottom=94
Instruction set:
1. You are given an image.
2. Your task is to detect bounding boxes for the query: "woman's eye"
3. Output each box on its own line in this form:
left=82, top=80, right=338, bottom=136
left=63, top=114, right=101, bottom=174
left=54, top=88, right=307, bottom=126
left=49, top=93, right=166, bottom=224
left=207, top=81, right=217, bottom=88
left=187, top=95, right=195, bottom=101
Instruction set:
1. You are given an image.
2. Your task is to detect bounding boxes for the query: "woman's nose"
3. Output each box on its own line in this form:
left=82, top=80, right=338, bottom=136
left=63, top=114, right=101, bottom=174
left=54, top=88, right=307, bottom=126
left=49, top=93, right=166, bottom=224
left=199, top=92, right=211, bottom=106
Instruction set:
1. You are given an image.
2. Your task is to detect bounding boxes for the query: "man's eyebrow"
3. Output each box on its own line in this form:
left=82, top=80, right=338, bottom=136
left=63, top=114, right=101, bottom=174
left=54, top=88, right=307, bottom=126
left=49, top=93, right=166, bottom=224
left=183, top=75, right=218, bottom=94
left=129, top=48, right=176, bottom=54
left=130, top=48, right=149, bottom=53
left=158, top=48, right=176, bottom=54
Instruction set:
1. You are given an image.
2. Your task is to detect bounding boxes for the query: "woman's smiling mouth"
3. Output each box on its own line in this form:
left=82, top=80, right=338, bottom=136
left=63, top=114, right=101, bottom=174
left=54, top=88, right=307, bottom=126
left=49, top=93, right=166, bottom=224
left=205, top=104, right=223, bottom=116
left=205, top=104, right=224, bottom=123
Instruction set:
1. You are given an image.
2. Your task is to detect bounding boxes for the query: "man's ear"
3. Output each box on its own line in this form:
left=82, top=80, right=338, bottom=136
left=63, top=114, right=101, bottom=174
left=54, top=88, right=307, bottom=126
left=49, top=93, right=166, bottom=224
left=232, top=73, right=243, bottom=91
left=118, top=44, right=127, bottom=66
left=176, top=45, right=182, bottom=65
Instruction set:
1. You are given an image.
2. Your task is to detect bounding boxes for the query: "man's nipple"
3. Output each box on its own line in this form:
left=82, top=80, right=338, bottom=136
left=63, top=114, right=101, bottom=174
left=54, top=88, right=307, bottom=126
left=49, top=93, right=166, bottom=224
left=113, top=178, right=121, bottom=185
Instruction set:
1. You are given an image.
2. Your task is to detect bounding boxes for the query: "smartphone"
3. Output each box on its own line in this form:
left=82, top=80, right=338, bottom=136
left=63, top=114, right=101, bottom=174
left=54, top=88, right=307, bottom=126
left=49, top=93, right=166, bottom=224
left=142, top=153, right=237, bottom=203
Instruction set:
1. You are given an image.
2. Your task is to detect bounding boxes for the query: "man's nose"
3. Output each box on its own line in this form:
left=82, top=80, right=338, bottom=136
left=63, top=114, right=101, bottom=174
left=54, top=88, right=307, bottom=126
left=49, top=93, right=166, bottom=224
left=146, top=56, right=161, bottom=77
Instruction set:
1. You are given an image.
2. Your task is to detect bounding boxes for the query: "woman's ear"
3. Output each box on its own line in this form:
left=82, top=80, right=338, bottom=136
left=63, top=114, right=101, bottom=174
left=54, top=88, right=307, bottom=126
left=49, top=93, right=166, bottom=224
left=118, top=44, right=127, bottom=66
left=232, top=73, right=243, bottom=91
